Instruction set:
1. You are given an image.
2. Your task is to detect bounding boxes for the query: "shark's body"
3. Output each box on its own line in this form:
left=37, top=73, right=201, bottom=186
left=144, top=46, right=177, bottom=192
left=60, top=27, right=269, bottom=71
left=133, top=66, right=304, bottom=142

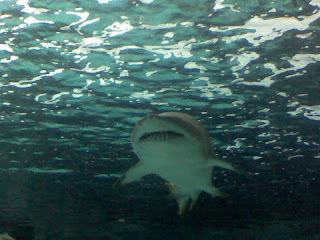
left=120, top=112, right=239, bottom=214
left=0, top=233, right=15, bottom=240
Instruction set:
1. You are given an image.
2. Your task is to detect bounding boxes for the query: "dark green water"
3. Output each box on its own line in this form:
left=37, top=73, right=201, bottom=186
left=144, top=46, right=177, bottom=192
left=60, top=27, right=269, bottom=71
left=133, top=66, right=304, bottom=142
left=0, top=0, right=320, bottom=239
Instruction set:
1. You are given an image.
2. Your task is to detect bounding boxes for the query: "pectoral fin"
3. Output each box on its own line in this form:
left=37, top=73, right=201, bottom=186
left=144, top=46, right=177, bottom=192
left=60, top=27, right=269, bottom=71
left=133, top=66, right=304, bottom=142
left=203, top=185, right=229, bottom=198
left=114, top=162, right=150, bottom=188
left=209, top=158, right=245, bottom=174
left=121, top=162, right=150, bottom=184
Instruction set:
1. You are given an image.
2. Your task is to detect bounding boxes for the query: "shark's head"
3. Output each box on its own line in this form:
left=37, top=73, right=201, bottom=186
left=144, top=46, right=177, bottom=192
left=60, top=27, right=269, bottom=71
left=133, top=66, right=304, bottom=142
left=130, top=112, right=214, bottom=162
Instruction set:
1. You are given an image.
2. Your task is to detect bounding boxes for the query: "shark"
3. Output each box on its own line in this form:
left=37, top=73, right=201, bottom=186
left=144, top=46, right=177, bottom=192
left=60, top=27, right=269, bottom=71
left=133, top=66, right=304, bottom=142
left=119, top=112, right=241, bottom=215
left=0, top=233, right=15, bottom=240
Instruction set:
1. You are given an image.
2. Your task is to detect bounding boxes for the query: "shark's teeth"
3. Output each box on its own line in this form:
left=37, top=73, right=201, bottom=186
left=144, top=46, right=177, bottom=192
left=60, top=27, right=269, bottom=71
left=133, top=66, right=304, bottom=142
left=139, top=131, right=184, bottom=142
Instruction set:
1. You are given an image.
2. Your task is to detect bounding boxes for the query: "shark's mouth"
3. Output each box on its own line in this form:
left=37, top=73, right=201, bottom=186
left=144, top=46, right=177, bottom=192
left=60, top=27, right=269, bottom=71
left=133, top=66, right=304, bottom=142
left=139, top=131, right=184, bottom=142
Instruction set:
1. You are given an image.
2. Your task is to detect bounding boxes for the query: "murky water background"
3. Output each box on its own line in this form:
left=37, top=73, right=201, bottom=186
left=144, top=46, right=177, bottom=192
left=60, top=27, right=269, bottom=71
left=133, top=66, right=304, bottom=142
left=0, top=0, right=320, bottom=239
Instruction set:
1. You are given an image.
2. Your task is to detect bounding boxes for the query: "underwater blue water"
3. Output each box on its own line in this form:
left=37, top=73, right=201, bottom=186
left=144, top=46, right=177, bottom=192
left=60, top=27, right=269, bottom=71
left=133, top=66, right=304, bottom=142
left=0, top=0, right=320, bottom=239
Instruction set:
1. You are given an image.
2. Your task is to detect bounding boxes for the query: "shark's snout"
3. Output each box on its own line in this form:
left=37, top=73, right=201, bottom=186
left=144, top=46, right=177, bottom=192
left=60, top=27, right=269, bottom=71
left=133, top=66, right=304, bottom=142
left=131, top=114, right=188, bottom=144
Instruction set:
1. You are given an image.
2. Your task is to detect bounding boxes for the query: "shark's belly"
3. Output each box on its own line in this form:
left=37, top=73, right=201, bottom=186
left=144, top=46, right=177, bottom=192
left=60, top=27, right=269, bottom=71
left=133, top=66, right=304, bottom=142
left=134, top=140, right=204, bottom=165
left=160, top=162, right=212, bottom=189
left=135, top=142, right=212, bottom=191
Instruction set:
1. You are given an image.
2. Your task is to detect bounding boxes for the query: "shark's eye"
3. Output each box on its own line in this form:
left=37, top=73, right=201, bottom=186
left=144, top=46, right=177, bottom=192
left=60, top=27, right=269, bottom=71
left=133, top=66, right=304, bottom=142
left=139, top=131, right=184, bottom=142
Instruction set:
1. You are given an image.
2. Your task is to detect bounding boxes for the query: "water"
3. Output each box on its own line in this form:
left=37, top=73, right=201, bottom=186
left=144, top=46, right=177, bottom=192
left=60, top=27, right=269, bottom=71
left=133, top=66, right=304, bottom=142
left=0, top=0, right=320, bottom=239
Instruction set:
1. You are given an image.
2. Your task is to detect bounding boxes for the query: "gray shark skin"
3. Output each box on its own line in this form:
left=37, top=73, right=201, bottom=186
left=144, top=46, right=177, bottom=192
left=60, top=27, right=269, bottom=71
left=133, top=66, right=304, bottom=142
left=120, top=112, right=240, bottom=215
